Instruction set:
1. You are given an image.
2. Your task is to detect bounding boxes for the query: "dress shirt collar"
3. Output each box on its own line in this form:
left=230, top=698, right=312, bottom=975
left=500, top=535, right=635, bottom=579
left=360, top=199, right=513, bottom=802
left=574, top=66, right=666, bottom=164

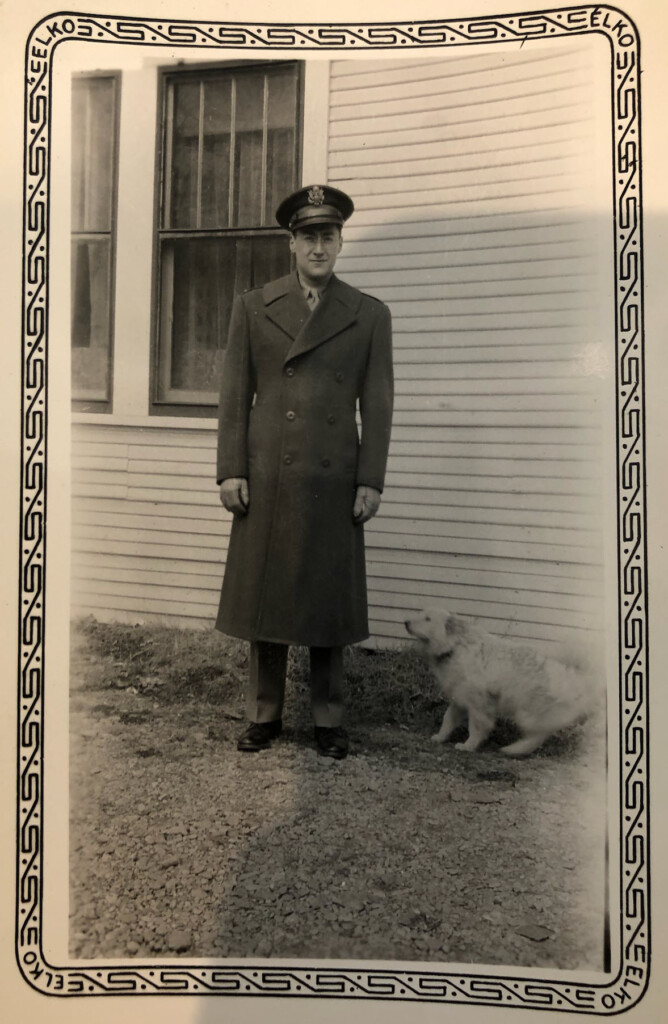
left=296, top=271, right=332, bottom=306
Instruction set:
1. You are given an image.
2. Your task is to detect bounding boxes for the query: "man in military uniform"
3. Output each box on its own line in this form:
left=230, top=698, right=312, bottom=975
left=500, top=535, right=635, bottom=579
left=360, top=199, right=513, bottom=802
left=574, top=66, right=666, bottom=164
left=216, top=185, right=393, bottom=759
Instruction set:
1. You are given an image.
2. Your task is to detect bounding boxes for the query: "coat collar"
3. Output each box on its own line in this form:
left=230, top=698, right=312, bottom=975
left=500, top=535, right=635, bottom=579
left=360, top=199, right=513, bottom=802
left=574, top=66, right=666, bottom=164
left=262, top=273, right=361, bottom=362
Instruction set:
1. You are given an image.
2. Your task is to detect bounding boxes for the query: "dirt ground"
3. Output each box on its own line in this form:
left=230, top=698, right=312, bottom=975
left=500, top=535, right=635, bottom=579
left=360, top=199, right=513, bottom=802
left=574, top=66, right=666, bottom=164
left=69, top=622, right=608, bottom=970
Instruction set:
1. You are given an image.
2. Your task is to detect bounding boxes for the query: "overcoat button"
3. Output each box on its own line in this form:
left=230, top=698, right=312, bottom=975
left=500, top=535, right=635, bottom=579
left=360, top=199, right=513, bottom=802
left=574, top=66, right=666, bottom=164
left=285, top=367, right=295, bottom=377
left=284, top=455, right=293, bottom=465
left=321, top=458, right=331, bottom=468
left=335, top=372, right=344, bottom=382
left=327, top=414, right=336, bottom=424
left=286, top=411, right=296, bottom=421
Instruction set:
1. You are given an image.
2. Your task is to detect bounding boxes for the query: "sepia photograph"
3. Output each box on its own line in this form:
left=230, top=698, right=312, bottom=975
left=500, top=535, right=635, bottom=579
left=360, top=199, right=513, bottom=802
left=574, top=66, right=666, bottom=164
left=7, top=0, right=663, bottom=1020
left=65, top=24, right=612, bottom=968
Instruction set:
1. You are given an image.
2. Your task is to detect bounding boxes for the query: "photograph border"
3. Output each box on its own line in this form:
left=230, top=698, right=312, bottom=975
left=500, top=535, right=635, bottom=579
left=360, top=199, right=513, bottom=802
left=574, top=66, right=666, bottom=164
left=17, top=4, right=648, bottom=1012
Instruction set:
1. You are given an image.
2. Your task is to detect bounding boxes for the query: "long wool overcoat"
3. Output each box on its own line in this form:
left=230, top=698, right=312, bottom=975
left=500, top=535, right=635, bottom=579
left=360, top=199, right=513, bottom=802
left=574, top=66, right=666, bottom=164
left=215, top=271, right=393, bottom=647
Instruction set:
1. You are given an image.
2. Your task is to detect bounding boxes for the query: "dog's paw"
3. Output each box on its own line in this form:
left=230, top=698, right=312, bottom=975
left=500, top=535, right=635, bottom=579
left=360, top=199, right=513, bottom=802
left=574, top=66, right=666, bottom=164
left=501, top=732, right=549, bottom=757
left=430, top=733, right=446, bottom=744
left=500, top=741, right=538, bottom=757
left=454, top=740, right=478, bottom=752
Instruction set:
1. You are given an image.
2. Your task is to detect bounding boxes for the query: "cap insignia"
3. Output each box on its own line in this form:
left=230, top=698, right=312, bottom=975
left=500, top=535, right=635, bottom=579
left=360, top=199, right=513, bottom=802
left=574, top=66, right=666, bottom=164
left=307, top=185, right=325, bottom=206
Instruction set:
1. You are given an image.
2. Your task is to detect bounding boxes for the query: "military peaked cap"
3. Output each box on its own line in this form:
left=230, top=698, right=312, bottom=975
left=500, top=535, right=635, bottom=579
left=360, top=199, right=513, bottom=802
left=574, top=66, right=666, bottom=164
left=275, top=184, right=354, bottom=231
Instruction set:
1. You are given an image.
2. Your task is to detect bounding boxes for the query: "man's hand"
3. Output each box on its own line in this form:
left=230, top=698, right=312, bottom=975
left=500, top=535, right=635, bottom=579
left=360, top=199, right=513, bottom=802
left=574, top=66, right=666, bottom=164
left=353, top=485, right=381, bottom=524
left=220, top=477, right=249, bottom=516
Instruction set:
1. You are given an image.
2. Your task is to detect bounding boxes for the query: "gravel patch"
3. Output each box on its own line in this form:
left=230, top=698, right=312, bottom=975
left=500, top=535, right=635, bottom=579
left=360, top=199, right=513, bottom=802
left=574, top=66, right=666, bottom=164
left=70, top=623, right=607, bottom=969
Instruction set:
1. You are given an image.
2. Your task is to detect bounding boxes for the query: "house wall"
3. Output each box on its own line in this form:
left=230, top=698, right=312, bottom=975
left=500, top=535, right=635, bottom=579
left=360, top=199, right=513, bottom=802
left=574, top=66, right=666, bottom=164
left=329, top=42, right=612, bottom=645
left=70, top=41, right=613, bottom=646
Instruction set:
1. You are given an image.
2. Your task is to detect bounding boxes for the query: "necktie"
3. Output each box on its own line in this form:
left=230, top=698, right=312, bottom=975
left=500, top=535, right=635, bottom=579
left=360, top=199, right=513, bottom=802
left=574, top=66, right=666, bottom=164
left=306, top=289, right=320, bottom=311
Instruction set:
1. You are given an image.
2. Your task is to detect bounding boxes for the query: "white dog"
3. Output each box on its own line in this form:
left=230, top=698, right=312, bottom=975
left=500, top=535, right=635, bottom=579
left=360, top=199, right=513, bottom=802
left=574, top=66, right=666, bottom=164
left=406, top=608, right=600, bottom=756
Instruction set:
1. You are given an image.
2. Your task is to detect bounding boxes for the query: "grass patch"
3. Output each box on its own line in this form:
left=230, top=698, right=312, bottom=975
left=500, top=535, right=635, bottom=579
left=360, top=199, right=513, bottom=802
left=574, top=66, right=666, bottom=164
left=71, top=618, right=596, bottom=756
left=73, top=617, right=248, bottom=707
left=72, top=617, right=441, bottom=730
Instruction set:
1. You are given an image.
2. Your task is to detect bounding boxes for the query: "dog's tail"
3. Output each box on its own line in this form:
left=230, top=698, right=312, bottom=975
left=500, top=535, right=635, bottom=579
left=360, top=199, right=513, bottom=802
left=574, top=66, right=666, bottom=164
left=551, top=635, right=607, bottom=722
left=551, top=636, right=601, bottom=675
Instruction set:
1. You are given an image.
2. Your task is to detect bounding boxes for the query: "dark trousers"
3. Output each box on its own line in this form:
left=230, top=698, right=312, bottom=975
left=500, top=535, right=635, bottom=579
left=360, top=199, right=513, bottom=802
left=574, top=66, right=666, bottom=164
left=247, top=641, right=344, bottom=728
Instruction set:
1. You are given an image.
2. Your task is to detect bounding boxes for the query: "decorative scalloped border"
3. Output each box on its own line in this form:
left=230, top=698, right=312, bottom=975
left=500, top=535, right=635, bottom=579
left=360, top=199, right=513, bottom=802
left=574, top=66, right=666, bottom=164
left=18, top=5, right=648, bottom=1012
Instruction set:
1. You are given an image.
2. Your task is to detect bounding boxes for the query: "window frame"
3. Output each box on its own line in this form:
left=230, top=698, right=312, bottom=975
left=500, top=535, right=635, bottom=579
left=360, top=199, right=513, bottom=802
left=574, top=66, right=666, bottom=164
left=70, top=69, right=121, bottom=413
left=150, top=59, right=304, bottom=418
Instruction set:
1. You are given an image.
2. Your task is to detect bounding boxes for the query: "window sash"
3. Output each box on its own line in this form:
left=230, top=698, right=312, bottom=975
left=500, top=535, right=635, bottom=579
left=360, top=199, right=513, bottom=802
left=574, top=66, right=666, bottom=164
left=163, top=64, right=298, bottom=232
left=155, top=62, right=301, bottom=410
left=71, top=74, right=119, bottom=407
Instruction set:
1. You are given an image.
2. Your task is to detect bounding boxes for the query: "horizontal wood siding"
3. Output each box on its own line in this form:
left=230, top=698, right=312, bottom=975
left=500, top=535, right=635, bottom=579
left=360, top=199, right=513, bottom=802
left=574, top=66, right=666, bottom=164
left=71, top=424, right=224, bottom=628
left=329, top=42, right=606, bottom=646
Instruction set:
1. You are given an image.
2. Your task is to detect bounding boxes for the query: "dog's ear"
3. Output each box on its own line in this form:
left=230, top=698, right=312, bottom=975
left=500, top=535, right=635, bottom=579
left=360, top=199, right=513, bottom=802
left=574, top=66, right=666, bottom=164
left=442, top=611, right=457, bottom=634
left=445, top=613, right=468, bottom=638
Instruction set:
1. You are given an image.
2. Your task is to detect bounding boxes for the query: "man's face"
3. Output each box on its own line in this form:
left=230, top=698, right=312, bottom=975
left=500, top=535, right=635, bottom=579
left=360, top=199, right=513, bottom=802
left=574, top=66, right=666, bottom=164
left=289, top=224, right=343, bottom=289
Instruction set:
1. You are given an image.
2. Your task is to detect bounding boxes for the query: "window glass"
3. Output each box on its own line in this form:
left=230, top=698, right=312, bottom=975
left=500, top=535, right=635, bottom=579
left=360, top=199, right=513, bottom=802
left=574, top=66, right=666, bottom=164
left=265, top=72, right=298, bottom=223
left=162, top=234, right=288, bottom=396
left=233, top=73, right=265, bottom=227
left=201, top=77, right=232, bottom=229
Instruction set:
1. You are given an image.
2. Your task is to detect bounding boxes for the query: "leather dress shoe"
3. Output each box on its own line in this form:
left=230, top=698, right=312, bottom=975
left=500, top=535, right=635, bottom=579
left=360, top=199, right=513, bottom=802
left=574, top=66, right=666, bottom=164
left=314, top=726, right=348, bottom=759
left=237, top=720, right=282, bottom=752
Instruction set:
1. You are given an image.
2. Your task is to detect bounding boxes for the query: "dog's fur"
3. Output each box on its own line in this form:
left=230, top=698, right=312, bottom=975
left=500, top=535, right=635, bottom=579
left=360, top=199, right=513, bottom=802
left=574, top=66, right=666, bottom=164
left=406, top=608, right=601, bottom=756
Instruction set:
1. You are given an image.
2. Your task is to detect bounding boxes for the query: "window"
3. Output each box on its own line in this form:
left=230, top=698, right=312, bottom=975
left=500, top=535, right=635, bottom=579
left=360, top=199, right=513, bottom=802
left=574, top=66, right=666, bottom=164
left=154, top=61, right=302, bottom=413
left=71, top=73, right=119, bottom=409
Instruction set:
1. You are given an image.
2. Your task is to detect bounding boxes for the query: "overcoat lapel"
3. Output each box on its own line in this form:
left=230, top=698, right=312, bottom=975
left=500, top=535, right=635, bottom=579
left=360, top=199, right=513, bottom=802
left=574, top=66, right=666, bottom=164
left=262, top=274, right=309, bottom=341
left=262, top=273, right=360, bottom=364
